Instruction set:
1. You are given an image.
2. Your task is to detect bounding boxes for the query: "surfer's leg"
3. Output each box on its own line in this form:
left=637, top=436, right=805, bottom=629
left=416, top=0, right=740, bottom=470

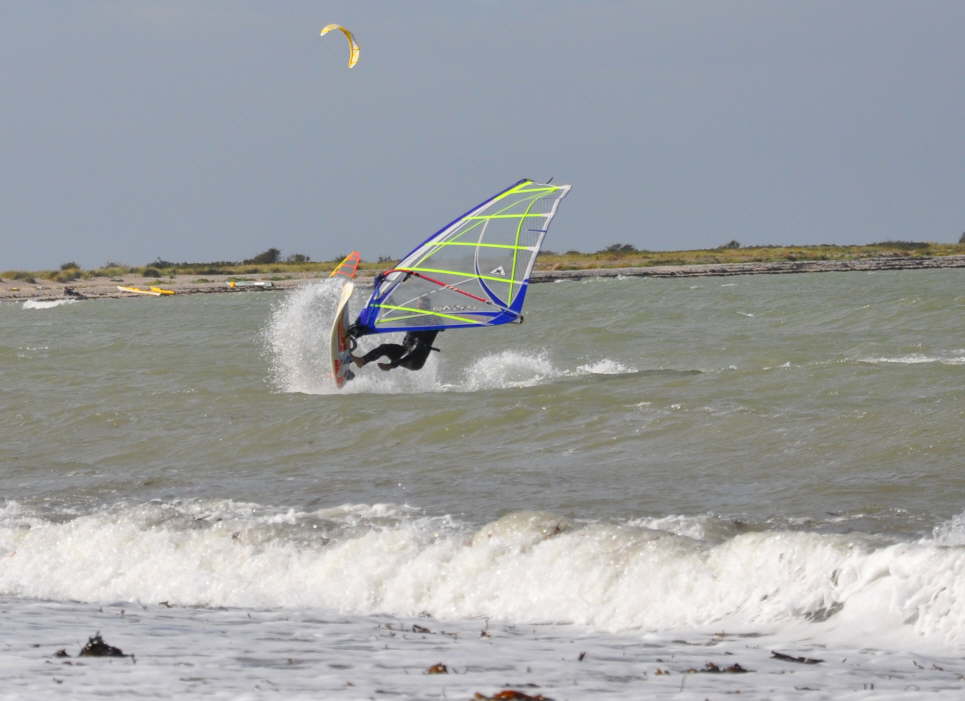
left=396, top=350, right=430, bottom=371
left=357, top=344, right=406, bottom=367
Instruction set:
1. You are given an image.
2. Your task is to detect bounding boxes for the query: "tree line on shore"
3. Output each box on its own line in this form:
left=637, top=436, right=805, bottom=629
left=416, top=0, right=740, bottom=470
left=3, top=240, right=963, bottom=285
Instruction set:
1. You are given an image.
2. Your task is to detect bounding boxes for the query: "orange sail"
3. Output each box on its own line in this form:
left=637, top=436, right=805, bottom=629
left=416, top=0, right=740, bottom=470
left=329, top=251, right=361, bottom=279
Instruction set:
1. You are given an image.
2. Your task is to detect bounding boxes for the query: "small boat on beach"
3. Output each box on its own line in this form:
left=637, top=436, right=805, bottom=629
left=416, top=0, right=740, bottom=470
left=226, top=280, right=273, bottom=288
left=116, top=286, right=175, bottom=296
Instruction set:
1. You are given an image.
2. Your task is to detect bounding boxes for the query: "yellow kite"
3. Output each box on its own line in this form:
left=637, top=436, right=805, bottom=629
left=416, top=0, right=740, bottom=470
left=320, top=24, right=359, bottom=69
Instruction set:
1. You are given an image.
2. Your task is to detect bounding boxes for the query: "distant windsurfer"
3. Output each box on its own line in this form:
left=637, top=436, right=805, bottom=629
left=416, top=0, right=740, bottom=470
left=351, top=329, right=440, bottom=371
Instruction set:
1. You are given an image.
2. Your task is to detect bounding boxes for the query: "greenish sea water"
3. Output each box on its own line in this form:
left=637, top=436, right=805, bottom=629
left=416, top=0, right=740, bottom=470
left=1, top=269, right=963, bottom=699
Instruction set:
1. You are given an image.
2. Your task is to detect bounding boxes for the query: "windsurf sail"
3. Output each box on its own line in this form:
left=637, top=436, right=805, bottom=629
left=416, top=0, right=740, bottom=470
left=355, top=179, right=570, bottom=334
left=329, top=251, right=361, bottom=279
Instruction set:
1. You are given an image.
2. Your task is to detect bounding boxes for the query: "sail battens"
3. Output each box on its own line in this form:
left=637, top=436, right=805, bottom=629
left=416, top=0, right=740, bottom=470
left=355, top=179, right=570, bottom=334
left=466, top=213, right=550, bottom=220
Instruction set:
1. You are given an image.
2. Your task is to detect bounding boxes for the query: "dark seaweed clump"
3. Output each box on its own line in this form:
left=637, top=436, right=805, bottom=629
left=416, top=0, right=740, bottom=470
left=78, top=633, right=128, bottom=658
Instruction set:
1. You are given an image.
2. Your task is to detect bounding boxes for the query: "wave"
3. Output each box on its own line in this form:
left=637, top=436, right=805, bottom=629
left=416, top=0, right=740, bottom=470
left=3, top=499, right=965, bottom=650
left=858, top=353, right=965, bottom=366
left=21, top=299, right=77, bottom=310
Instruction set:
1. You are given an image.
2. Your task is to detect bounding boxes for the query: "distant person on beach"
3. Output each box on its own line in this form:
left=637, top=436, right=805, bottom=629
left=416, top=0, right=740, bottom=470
left=352, top=329, right=440, bottom=371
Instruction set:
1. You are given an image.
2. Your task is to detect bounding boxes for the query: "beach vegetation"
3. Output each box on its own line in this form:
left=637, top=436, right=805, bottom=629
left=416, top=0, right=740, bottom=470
left=533, top=240, right=963, bottom=272
left=597, top=243, right=639, bottom=255
left=43, top=268, right=81, bottom=282
left=960, top=232, right=965, bottom=244
left=286, top=253, right=310, bottom=263
left=97, top=267, right=127, bottom=278
left=867, top=240, right=930, bottom=250
left=60, top=261, right=80, bottom=270
left=719, top=240, right=741, bottom=249
left=17, top=240, right=964, bottom=283
left=3, top=270, right=37, bottom=283
left=245, top=248, right=281, bottom=265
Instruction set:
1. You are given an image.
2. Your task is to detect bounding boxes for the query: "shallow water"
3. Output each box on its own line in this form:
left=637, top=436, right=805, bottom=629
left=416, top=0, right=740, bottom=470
left=2, top=269, right=963, bottom=698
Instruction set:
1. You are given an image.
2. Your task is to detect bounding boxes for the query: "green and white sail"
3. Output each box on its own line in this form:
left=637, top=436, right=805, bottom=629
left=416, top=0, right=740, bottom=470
left=355, top=179, right=571, bottom=333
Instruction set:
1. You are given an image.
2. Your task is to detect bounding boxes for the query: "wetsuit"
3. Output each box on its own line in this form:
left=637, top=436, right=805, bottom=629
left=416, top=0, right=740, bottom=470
left=357, top=330, right=440, bottom=371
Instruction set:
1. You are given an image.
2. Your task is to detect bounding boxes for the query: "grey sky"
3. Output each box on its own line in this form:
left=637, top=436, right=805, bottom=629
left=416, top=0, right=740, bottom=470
left=2, top=1, right=963, bottom=270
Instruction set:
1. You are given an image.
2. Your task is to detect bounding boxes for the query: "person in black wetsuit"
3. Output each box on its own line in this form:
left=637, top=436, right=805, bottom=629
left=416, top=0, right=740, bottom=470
left=352, top=329, right=440, bottom=371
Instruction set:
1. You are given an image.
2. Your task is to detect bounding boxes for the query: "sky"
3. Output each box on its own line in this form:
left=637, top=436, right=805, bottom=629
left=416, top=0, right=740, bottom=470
left=2, top=1, right=963, bottom=270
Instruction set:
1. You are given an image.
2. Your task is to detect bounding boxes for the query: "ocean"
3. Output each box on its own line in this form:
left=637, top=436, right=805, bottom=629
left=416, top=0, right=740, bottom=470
left=2, top=269, right=963, bottom=699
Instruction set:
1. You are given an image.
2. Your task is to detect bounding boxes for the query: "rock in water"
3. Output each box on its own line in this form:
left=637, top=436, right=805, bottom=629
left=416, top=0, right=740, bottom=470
left=79, top=633, right=127, bottom=658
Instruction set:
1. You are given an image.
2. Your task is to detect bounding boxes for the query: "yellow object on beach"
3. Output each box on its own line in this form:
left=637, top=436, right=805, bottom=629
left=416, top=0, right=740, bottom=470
left=226, top=280, right=273, bottom=288
left=320, top=24, right=359, bottom=68
left=116, top=285, right=173, bottom=297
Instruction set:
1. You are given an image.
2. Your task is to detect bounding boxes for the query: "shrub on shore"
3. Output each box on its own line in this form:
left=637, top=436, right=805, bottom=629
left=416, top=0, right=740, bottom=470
left=14, top=241, right=964, bottom=280
left=41, top=268, right=81, bottom=282
left=244, top=248, right=280, bottom=265
left=867, top=240, right=930, bottom=250
left=2, top=270, right=37, bottom=284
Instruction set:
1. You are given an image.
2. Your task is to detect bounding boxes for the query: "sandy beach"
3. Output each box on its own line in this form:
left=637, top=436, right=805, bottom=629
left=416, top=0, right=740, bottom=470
left=2, top=254, right=963, bottom=302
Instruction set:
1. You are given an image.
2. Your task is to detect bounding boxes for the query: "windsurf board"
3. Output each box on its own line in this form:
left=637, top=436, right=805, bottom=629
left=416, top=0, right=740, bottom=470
left=329, top=281, right=356, bottom=389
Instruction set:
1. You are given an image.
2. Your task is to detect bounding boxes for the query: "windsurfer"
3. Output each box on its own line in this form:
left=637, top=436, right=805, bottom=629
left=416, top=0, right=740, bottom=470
left=352, top=329, right=440, bottom=371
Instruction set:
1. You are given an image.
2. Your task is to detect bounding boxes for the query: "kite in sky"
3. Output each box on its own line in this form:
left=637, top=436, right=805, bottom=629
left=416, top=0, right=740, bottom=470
left=319, top=24, right=359, bottom=68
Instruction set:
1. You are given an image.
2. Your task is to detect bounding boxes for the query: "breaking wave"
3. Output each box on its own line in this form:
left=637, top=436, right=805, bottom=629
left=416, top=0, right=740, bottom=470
left=4, top=499, right=965, bottom=650
left=858, top=352, right=965, bottom=366
left=21, top=299, right=77, bottom=310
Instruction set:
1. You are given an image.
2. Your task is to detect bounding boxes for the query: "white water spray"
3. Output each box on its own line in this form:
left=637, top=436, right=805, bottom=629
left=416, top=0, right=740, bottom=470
left=262, top=281, right=635, bottom=395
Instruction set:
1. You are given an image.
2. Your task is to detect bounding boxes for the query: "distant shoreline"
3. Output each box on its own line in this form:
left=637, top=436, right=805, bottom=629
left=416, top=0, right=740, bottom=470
left=2, top=255, right=963, bottom=302
left=530, top=253, right=965, bottom=282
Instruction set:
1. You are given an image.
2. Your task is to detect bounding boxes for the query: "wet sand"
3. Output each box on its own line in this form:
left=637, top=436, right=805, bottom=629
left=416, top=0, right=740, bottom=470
left=2, top=255, right=963, bottom=301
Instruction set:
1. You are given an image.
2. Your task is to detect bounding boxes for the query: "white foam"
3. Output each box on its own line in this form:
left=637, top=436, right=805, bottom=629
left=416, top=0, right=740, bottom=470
left=459, top=349, right=560, bottom=390
left=4, top=502, right=965, bottom=651
left=262, top=279, right=343, bottom=394
left=627, top=513, right=742, bottom=543
left=859, top=353, right=965, bottom=366
left=929, top=510, right=965, bottom=546
left=4, top=594, right=963, bottom=701
left=458, top=352, right=634, bottom=391
left=21, top=299, right=77, bottom=310
left=263, top=279, right=445, bottom=395
left=576, top=358, right=634, bottom=375
left=262, top=281, right=639, bottom=395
